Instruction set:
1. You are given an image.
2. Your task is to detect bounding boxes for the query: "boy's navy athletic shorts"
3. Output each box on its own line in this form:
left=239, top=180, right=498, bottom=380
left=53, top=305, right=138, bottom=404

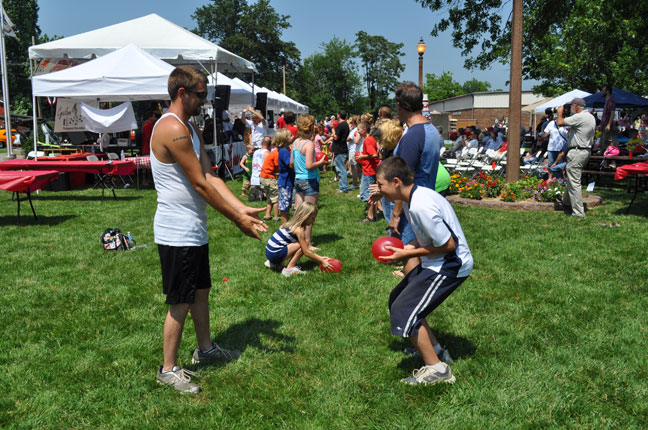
left=388, top=265, right=467, bottom=338
left=158, top=244, right=211, bottom=305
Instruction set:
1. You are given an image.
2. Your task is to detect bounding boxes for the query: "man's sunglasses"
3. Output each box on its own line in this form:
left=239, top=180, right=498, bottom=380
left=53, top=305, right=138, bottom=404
left=186, top=89, right=208, bottom=100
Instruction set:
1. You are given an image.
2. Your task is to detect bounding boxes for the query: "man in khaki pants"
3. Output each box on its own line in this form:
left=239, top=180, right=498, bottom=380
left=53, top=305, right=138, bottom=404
left=557, top=98, right=596, bottom=218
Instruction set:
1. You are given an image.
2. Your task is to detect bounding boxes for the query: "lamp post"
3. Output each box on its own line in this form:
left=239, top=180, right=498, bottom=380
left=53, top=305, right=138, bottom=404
left=417, top=37, right=426, bottom=88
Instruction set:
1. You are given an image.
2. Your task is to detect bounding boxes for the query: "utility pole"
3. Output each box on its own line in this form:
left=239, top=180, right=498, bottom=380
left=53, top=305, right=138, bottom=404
left=506, top=0, right=523, bottom=182
left=282, top=64, right=286, bottom=95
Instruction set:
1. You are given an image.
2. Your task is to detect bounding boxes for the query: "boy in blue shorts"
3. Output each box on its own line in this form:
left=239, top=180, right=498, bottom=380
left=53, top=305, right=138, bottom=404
left=372, top=156, right=473, bottom=385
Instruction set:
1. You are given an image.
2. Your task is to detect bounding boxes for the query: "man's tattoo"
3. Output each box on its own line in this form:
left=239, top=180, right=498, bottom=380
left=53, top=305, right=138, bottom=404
left=173, top=135, right=189, bottom=142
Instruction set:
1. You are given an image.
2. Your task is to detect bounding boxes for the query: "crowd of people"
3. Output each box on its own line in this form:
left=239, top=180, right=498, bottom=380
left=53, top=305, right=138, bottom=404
left=145, top=68, right=646, bottom=395
left=148, top=68, right=473, bottom=393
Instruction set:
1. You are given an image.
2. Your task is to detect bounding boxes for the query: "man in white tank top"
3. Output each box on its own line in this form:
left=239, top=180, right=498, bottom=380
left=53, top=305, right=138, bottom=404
left=151, top=66, right=267, bottom=393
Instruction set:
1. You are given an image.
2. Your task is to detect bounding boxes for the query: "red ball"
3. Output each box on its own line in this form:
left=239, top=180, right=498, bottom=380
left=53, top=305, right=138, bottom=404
left=372, top=236, right=404, bottom=262
left=315, top=152, right=329, bottom=163
left=320, top=258, right=342, bottom=273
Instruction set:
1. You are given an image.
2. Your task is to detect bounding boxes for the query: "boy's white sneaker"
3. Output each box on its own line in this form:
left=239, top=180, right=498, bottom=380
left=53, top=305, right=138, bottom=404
left=282, top=266, right=305, bottom=277
left=401, top=363, right=456, bottom=386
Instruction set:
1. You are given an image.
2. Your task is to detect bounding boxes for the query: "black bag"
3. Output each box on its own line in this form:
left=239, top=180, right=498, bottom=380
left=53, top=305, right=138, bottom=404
left=101, top=228, right=130, bottom=251
left=248, top=186, right=265, bottom=202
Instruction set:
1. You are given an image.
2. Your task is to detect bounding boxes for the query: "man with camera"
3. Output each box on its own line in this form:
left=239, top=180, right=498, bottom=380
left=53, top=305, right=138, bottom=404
left=557, top=98, right=596, bottom=218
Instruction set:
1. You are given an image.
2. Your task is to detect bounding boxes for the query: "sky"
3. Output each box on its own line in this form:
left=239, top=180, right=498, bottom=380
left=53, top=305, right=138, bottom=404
left=36, top=0, right=540, bottom=93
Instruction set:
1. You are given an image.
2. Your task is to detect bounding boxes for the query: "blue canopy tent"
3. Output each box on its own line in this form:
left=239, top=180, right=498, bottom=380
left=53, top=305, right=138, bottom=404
left=584, top=88, right=648, bottom=108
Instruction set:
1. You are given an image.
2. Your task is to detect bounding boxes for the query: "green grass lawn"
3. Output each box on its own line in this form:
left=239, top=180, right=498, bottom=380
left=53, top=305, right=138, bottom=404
left=1, top=173, right=647, bottom=429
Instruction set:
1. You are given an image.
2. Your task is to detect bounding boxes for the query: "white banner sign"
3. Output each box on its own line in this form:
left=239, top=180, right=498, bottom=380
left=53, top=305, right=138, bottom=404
left=55, top=99, right=96, bottom=132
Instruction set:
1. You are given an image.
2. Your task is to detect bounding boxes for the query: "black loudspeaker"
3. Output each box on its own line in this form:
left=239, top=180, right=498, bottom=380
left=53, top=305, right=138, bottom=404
left=255, top=92, right=268, bottom=117
left=267, top=110, right=275, bottom=128
left=214, top=85, right=231, bottom=111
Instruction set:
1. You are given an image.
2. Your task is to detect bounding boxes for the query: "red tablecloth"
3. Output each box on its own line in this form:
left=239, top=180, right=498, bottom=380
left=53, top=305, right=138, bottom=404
left=0, top=159, right=135, bottom=176
left=614, top=162, right=648, bottom=180
left=125, top=156, right=151, bottom=169
left=39, top=152, right=94, bottom=161
left=0, top=170, right=59, bottom=193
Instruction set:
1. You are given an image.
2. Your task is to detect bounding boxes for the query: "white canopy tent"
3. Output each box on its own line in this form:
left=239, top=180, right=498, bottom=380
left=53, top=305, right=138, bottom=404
left=207, top=72, right=254, bottom=112
left=28, top=14, right=256, bottom=73
left=28, top=14, right=258, bottom=166
left=534, top=89, right=592, bottom=113
left=32, top=44, right=175, bottom=102
left=229, top=78, right=308, bottom=114
left=29, top=44, right=178, bottom=152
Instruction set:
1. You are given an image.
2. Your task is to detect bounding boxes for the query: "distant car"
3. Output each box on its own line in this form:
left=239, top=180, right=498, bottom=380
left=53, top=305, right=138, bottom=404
left=0, top=129, right=18, bottom=148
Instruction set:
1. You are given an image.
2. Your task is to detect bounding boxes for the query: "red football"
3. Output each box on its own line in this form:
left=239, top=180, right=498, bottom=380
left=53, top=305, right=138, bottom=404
left=320, top=258, right=342, bottom=273
left=372, top=236, right=404, bottom=262
left=315, top=152, right=329, bottom=163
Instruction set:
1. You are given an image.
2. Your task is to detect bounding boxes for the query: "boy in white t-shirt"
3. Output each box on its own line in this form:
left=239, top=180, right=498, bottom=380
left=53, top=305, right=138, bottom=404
left=372, top=156, right=473, bottom=386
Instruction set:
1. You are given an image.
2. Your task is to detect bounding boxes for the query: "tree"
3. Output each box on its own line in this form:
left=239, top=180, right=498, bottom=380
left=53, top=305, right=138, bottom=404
left=292, top=37, right=363, bottom=119
left=354, top=31, right=405, bottom=112
left=415, top=0, right=648, bottom=96
left=462, top=78, right=491, bottom=94
left=192, top=0, right=301, bottom=91
left=3, top=0, right=42, bottom=113
left=422, top=71, right=463, bottom=102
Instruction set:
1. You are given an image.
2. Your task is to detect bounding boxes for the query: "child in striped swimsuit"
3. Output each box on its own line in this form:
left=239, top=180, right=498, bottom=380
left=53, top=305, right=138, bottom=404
left=264, top=202, right=333, bottom=277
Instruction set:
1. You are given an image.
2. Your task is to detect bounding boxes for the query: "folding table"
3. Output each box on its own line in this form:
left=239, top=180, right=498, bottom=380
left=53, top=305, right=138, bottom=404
left=615, top=161, right=648, bottom=213
left=0, top=159, right=136, bottom=200
left=0, top=170, right=59, bottom=224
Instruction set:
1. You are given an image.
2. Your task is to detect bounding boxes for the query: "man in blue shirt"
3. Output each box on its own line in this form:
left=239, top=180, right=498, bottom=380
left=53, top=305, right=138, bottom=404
left=390, top=82, right=442, bottom=276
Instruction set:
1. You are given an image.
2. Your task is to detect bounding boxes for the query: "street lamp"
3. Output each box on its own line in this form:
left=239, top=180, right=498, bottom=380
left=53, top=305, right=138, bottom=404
left=417, top=37, right=426, bottom=88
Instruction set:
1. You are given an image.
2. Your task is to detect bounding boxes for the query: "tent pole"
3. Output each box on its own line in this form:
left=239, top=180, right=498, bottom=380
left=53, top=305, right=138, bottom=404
left=251, top=72, right=255, bottom=105
left=212, top=57, right=217, bottom=146
left=0, top=0, right=13, bottom=157
left=29, top=44, right=38, bottom=159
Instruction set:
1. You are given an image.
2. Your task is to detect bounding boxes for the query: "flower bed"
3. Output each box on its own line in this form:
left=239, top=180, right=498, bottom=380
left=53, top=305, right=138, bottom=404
left=448, top=173, right=566, bottom=203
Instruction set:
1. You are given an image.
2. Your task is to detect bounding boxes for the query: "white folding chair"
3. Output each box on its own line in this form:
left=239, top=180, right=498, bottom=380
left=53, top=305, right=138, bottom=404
left=520, top=151, right=546, bottom=176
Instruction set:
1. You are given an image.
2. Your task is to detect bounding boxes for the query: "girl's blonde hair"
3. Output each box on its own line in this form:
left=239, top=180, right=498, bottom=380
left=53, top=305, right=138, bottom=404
left=283, top=202, right=318, bottom=233
left=272, top=128, right=293, bottom=149
left=243, top=127, right=252, bottom=146
left=296, top=114, right=315, bottom=139
left=377, top=119, right=402, bottom=150
left=361, top=112, right=374, bottom=126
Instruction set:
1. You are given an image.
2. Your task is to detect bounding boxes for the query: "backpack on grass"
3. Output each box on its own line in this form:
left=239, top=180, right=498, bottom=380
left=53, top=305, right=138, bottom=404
left=101, top=228, right=131, bottom=251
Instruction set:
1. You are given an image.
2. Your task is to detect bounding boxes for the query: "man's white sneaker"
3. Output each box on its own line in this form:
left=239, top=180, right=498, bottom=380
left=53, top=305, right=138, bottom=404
left=156, top=366, right=201, bottom=393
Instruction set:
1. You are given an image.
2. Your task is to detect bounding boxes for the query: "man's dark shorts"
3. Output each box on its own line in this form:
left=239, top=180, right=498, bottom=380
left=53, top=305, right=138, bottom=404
left=158, top=244, right=211, bottom=305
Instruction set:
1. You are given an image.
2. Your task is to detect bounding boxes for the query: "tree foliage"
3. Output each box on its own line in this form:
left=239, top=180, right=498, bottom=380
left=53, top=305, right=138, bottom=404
left=354, top=31, right=405, bottom=111
left=422, top=71, right=463, bottom=101
left=292, top=37, right=364, bottom=119
left=3, top=0, right=42, bottom=112
left=416, top=0, right=648, bottom=96
left=192, top=0, right=300, bottom=91
left=422, top=71, right=492, bottom=101
left=462, top=77, right=491, bottom=93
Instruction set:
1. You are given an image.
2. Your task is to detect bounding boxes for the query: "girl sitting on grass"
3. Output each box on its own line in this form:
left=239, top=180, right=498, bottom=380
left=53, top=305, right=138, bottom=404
left=264, top=202, right=333, bottom=277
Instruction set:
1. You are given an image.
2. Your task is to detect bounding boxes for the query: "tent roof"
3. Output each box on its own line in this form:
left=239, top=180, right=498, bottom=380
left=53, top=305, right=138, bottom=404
left=534, top=90, right=591, bottom=113
left=521, top=97, right=552, bottom=113
left=29, top=14, right=256, bottom=72
left=208, top=72, right=253, bottom=94
left=584, top=88, right=648, bottom=108
left=31, top=44, right=175, bottom=101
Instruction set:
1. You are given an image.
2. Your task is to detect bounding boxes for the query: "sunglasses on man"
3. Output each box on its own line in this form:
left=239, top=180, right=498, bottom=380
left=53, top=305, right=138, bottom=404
left=186, top=89, right=208, bottom=100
